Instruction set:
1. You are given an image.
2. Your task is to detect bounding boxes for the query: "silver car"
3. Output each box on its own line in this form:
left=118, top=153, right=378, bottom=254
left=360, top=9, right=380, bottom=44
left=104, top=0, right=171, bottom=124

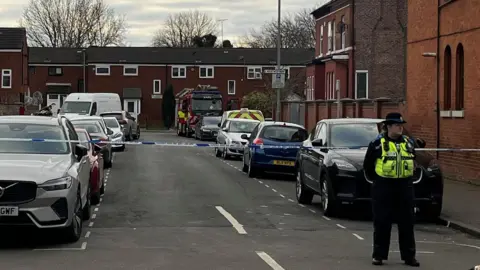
left=102, top=117, right=125, bottom=151
left=215, top=118, right=260, bottom=159
left=0, top=116, right=91, bottom=242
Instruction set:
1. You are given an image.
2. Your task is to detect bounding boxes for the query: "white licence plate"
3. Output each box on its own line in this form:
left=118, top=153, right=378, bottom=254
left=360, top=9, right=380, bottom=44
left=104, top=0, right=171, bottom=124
left=0, top=206, right=19, bottom=216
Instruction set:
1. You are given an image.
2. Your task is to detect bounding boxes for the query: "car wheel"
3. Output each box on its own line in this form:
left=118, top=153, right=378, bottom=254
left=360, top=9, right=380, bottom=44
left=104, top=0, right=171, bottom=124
left=296, top=167, right=314, bottom=204
left=247, top=156, right=258, bottom=178
left=215, top=146, right=221, bottom=157
left=128, top=129, right=133, bottom=141
left=82, top=185, right=92, bottom=220
left=62, top=189, right=83, bottom=243
left=222, top=146, right=229, bottom=160
left=320, top=174, right=338, bottom=217
left=136, top=127, right=141, bottom=139
left=423, top=200, right=443, bottom=221
left=242, top=153, right=248, bottom=173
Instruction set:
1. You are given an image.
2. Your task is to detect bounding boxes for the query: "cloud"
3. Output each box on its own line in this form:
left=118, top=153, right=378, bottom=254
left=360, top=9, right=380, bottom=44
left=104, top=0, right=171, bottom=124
left=0, top=0, right=323, bottom=46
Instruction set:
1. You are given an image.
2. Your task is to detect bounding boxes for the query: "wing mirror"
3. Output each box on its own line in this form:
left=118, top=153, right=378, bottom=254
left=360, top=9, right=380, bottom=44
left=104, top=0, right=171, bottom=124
left=241, top=134, right=250, bottom=140
left=94, top=144, right=102, bottom=152
left=416, top=138, right=426, bottom=148
left=75, top=144, right=88, bottom=161
left=311, top=139, right=323, bottom=147
left=107, top=128, right=114, bottom=135
left=222, top=127, right=228, bottom=132
left=218, top=123, right=221, bottom=127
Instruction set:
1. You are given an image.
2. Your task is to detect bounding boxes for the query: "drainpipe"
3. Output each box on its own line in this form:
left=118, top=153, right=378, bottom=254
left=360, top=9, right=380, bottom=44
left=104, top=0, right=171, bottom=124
left=351, top=0, right=355, bottom=99
left=435, top=0, right=441, bottom=159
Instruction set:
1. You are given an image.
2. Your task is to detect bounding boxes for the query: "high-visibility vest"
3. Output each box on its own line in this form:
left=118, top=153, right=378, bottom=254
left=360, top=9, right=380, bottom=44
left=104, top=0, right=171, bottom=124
left=374, top=136, right=415, bottom=178
left=178, top=111, right=185, bottom=119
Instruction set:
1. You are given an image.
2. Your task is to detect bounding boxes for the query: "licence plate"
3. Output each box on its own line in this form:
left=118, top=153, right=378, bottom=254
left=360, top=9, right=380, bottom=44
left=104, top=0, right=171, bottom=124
left=0, top=206, right=19, bottom=216
left=273, top=160, right=295, bottom=166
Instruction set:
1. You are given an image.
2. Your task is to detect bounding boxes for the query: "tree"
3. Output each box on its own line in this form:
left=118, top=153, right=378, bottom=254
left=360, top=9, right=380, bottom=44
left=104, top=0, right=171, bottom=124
left=222, top=40, right=233, bottom=48
left=152, top=10, right=218, bottom=48
left=162, top=84, right=176, bottom=129
left=241, top=8, right=315, bottom=49
left=20, top=0, right=126, bottom=47
left=241, top=91, right=273, bottom=118
left=192, top=34, right=217, bottom=47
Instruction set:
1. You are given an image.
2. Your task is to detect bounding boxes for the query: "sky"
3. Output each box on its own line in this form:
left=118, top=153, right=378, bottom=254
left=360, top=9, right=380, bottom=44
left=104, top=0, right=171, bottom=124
left=0, top=0, right=324, bottom=46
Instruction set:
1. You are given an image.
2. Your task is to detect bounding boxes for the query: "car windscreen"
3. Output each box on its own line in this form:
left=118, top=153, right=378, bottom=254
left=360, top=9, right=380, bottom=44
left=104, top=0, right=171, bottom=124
left=229, top=121, right=258, bottom=133
left=60, top=101, right=91, bottom=114
left=260, top=125, right=309, bottom=142
left=71, top=121, right=104, bottom=135
left=76, top=131, right=90, bottom=149
left=192, top=99, right=222, bottom=111
left=100, top=113, right=123, bottom=121
left=103, top=118, right=120, bottom=128
left=330, top=123, right=381, bottom=148
left=0, top=124, right=69, bottom=154
left=203, top=117, right=221, bottom=125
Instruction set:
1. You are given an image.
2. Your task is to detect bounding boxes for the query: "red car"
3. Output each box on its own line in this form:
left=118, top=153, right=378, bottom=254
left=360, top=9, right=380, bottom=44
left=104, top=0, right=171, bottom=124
left=75, top=128, right=105, bottom=205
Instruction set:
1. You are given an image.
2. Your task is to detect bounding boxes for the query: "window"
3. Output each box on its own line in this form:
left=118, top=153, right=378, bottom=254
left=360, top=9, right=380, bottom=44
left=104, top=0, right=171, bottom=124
left=123, top=65, right=138, bottom=76
left=314, top=123, right=326, bottom=141
left=260, top=125, right=308, bottom=142
left=355, top=70, right=368, bottom=99
left=327, top=21, right=332, bottom=51
left=199, top=66, right=214, bottom=78
left=228, top=80, right=235, bottom=95
left=443, top=46, right=452, bottom=110
left=332, top=20, right=336, bottom=51
left=320, top=25, right=324, bottom=55
left=326, top=72, right=336, bottom=100
left=330, top=123, right=380, bottom=148
left=95, top=65, right=110, bottom=76
left=48, top=67, right=63, bottom=76
left=247, top=67, right=262, bottom=79
left=455, top=43, right=464, bottom=110
left=1, top=69, right=12, bottom=89
left=172, top=66, right=186, bottom=78
left=341, top=16, right=346, bottom=49
left=153, top=80, right=161, bottom=94
left=0, top=124, right=69, bottom=154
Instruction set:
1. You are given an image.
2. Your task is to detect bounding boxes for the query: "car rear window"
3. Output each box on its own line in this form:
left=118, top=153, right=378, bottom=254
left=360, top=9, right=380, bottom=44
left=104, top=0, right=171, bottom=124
left=71, top=121, right=103, bottom=134
left=101, top=113, right=122, bottom=121
left=261, top=125, right=308, bottom=142
left=76, top=131, right=91, bottom=149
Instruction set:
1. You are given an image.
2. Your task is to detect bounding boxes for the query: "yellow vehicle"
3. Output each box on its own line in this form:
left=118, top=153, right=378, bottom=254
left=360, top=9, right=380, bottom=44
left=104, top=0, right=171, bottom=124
left=218, top=108, right=264, bottom=128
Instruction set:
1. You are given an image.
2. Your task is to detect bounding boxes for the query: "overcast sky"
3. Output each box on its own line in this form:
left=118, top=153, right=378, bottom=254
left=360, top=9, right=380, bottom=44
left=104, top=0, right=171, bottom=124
left=0, top=0, right=324, bottom=46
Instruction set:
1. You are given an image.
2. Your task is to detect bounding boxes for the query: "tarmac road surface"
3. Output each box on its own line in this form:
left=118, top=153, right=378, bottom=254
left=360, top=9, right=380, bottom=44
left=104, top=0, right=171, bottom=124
left=0, top=132, right=479, bottom=270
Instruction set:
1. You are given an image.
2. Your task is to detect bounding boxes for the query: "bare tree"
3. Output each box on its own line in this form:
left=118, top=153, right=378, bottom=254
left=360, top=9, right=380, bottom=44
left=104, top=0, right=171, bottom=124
left=152, top=10, right=218, bottom=48
left=21, top=0, right=126, bottom=47
left=241, top=8, right=316, bottom=49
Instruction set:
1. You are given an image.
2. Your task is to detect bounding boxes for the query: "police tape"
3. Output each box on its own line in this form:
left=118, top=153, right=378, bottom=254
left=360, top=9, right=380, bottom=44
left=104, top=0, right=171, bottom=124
left=0, top=138, right=479, bottom=152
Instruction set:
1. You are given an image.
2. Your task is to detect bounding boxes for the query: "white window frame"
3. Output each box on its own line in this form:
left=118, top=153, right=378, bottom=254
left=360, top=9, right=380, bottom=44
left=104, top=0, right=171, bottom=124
left=341, top=16, right=346, bottom=49
left=123, top=65, right=138, bottom=76
left=95, top=65, right=110, bottom=76
left=227, top=80, right=236, bottom=95
left=153, top=79, right=161, bottom=94
left=355, top=70, right=369, bottom=99
left=327, top=21, right=332, bottom=51
left=319, top=25, right=324, bottom=55
left=332, top=20, right=336, bottom=51
left=1, top=69, right=12, bottom=89
left=247, top=66, right=262, bottom=79
left=172, top=66, right=186, bottom=78
left=199, top=66, right=214, bottom=78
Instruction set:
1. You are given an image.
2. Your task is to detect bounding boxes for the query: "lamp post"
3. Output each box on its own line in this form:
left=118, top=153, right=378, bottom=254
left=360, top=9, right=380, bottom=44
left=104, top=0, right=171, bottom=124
left=217, top=19, right=228, bottom=44
left=76, top=49, right=86, bottom=93
left=275, top=0, right=281, bottom=121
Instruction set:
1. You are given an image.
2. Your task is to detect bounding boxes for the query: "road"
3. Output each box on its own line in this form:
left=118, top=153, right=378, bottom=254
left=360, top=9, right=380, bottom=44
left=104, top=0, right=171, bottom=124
left=0, top=132, right=479, bottom=269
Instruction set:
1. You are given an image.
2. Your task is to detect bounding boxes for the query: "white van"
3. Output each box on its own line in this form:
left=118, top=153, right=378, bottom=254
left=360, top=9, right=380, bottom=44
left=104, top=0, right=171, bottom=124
left=59, top=93, right=122, bottom=116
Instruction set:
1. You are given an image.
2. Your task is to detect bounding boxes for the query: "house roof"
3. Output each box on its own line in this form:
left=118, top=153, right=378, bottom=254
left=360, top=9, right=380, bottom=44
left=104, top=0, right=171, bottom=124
left=311, top=0, right=351, bottom=19
left=28, top=47, right=315, bottom=66
left=0, top=28, right=26, bottom=49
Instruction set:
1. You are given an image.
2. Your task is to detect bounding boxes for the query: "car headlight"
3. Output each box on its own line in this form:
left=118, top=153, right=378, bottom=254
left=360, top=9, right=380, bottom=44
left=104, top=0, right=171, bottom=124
left=201, top=128, right=210, bottom=132
left=332, top=159, right=356, bottom=171
left=39, top=176, right=73, bottom=191
left=113, top=132, right=122, bottom=138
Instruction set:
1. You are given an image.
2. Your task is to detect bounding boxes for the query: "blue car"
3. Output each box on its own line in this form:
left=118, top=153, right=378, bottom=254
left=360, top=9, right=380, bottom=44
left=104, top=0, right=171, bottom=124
left=241, top=121, right=309, bottom=178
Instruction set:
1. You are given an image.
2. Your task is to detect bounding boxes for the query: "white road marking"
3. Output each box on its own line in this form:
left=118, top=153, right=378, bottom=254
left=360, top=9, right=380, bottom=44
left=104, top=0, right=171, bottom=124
left=89, top=222, right=94, bottom=227
left=336, top=224, right=346, bottom=229
left=258, top=180, right=263, bottom=184
left=92, top=214, right=97, bottom=219
left=391, top=250, right=434, bottom=254
left=34, top=242, right=87, bottom=251
left=283, top=213, right=291, bottom=216
left=309, top=209, right=316, bottom=213
left=94, top=208, right=99, bottom=212
left=85, top=231, right=91, bottom=238
left=256, top=251, right=285, bottom=270
left=265, top=185, right=270, bottom=188
left=288, top=199, right=294, bottom=202
left=353, top=233, right=364, bottom=240
left=215, top=206, right=247, bottom=235
left=298, top=204, right=305, bottom=208
left=322, top=216, right=331, bottom=221
left=100, top=198, right=103, bottom=202
left=271, top=189, right=277, bottom=192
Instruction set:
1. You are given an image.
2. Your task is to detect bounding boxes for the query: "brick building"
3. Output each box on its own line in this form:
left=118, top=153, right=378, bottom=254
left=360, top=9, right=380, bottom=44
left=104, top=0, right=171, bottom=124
left=28, top=47, right=313, bottom=127
left=0, top=28, right=29, bottom=115
left=305, top=0, right=407, bottom=101
left=407, top=0, right=480, bottom=182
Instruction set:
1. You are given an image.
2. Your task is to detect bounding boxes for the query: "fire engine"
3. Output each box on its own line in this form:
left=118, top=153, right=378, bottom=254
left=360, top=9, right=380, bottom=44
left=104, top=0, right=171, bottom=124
left=176, top=85, right=223, bottom=137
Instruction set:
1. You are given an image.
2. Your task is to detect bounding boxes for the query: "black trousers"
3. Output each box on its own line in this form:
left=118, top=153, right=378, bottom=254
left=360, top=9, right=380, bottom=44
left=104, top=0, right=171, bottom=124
left=371, top=177, right=416, bottom=260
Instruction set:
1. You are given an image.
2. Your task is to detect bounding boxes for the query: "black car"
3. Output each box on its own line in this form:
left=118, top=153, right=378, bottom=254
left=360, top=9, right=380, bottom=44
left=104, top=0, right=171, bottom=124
left=295, top=118, right=443, bottom=218
left=194, top=116, right=222, bottom=141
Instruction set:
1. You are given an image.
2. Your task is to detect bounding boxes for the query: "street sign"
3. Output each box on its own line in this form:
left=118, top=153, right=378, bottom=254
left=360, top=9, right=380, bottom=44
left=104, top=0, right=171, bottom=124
left=272, top=73, right=285, bottom=88
left=264, top=69, right=286, bottom=74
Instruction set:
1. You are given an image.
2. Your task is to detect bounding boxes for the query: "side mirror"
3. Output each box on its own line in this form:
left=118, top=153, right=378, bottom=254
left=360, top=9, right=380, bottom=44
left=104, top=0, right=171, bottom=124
left=75, top=144, right=88, bottom=161
left=241, top=134, right=250, bottom=140
left=94, top=144, right=102, bottom=152
left=218, top=123, right=221, bottom=127
left=311, top=139, right=323, bottom=147
left=107, top=128, right=114, bottom=135
left=416, top=138, right=426, bottom=148
left=222, top=128, right=228, bottom=132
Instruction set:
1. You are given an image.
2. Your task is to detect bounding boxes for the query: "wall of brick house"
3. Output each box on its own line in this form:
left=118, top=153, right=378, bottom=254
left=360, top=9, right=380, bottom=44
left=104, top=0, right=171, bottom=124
left=0, top=51, right=28, bottom=114
left=29, top=66, right=84, bottom=94
left=354, top=0, right=407, bottom=100
left=316, top=4, right=353, bottom=56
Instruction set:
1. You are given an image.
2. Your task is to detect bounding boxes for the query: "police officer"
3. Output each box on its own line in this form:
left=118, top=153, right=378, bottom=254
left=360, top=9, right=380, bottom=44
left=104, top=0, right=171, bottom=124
left=363, top=112, right=420, bottom=267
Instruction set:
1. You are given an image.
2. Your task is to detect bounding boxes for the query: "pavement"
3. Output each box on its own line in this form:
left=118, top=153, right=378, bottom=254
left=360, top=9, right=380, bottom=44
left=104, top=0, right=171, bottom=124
left=0, top=132, right=479, bottom=269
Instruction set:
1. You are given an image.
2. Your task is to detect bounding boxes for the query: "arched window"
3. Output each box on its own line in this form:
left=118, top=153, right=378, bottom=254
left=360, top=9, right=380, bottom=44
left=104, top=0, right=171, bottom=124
left=444, top=46, right=452, bottom=110
left=455, top=43, right=464, bottom=110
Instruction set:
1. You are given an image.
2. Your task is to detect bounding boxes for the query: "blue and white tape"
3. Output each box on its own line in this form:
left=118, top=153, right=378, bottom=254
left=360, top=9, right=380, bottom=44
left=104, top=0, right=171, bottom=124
left=0, top=138, right=478, bottom=152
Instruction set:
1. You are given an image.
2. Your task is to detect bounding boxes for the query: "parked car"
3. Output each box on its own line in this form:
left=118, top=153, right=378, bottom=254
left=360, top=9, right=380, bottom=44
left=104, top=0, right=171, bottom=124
left=215, top=118, right=260, bottom=159
left=242, top=122, right=308, bottom=177
left=0, top=116, right=91, bottom=242
left=294, top=118, right=443, bottom=219
left=60, top=93, right=122, bottom=116
left=194, top=116, right=221, bottom=141
left=70, top=119, right=113, bottom=168
left=65, top=115, right=110, bottom=136
left=100, top=111, right=139, bottom=141
left=75, top=128, right=105, bottom=205
left=102, top=117, right=125, bottom=151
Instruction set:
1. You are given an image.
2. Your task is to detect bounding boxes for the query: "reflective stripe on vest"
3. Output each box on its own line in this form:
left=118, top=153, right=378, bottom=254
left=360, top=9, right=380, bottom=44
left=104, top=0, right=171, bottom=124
left=374, top=137, right=415, bottom=178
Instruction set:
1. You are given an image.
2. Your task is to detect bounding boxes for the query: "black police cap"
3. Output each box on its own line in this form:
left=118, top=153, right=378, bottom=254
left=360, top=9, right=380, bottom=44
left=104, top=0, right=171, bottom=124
left=383, top=112, right=406, bottom=124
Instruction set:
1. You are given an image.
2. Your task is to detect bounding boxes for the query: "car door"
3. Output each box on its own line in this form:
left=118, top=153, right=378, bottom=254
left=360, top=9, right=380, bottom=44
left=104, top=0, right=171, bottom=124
left=304, top=123, right=327, bottom=189
left=244, top=124, right=260, bottom=162
left=217, top=120, right=228, bottom=147
left=66, top=121, right=90, bottom=202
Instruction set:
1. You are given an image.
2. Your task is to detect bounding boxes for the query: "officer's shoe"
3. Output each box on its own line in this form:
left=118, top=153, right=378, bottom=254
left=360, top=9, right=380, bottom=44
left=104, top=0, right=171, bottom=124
left=372, top=258, right=383, bottom=265
left=404, top=258, right=420, bottom=267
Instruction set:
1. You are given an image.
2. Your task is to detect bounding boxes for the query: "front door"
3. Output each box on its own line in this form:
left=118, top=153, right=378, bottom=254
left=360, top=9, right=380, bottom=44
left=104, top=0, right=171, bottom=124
left=123, top=99, right=141, bottom=119
left=47, top=94, right=68, bottom=116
